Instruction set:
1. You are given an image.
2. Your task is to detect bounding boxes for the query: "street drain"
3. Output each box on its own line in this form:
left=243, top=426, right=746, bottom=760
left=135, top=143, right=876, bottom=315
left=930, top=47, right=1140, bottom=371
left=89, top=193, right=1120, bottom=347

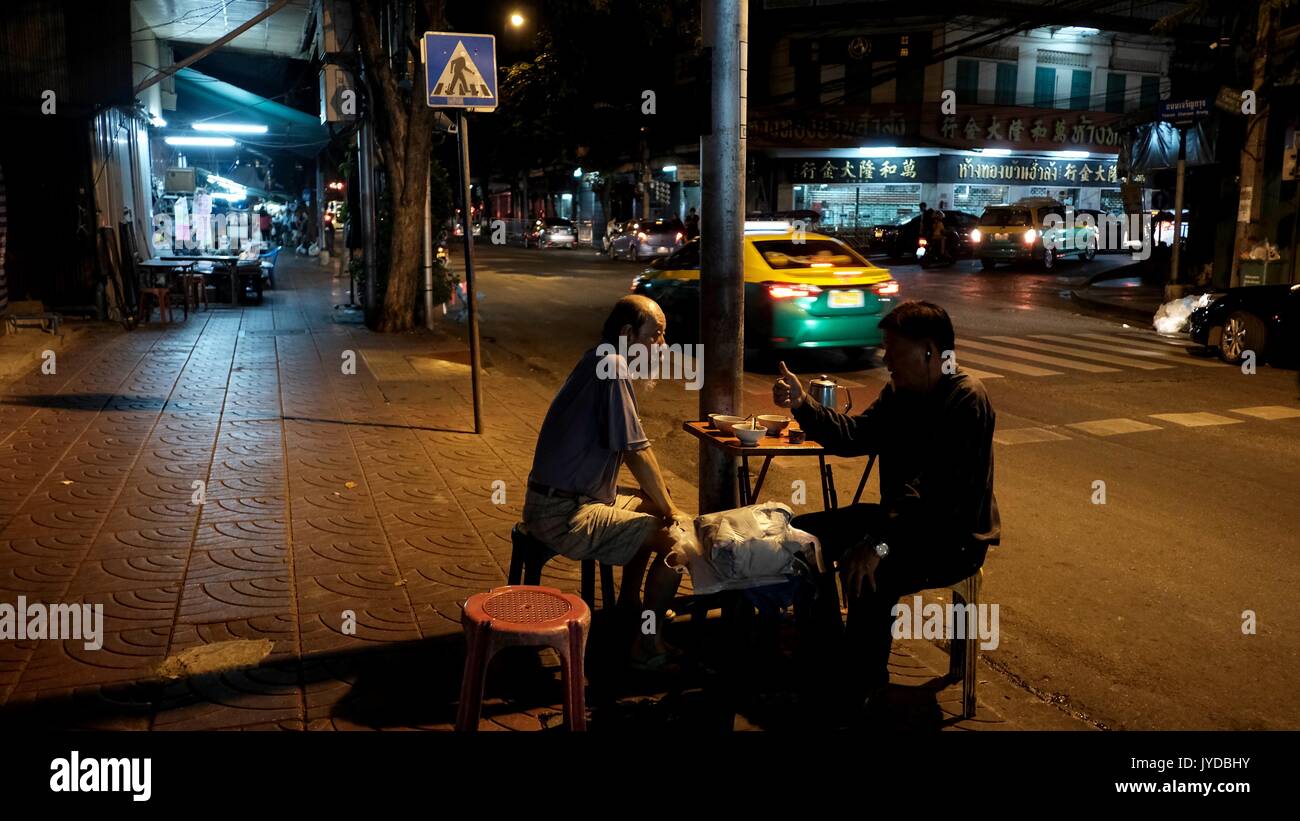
left=157, top=639, right=274, bottom=679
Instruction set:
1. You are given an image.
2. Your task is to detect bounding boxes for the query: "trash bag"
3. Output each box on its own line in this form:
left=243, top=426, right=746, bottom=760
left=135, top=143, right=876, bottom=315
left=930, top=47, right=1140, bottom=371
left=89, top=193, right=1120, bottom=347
left=679, top=502, right=824, bottom=595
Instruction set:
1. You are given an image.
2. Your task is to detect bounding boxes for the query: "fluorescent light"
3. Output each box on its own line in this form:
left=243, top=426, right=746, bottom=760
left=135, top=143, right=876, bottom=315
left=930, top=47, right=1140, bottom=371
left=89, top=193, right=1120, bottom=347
left=662, top=165, right=677, bottom=172
left=165, top=136, right=237, bottom=147
left=561, top=193, right=573, bottom=200
left=975, top=148, right=1012, bottom=157
left=206, top=174, right=247, bottom=193
left=149, top=116, right=167, bottom=127
left=1057, top=27, right=1099, bottom=38
left=857, top=146, right=901, bottom=157
left=1050, top=150, right=1090, bottom=159
left=573, top=167, right=583, bottom=178
left=193, top=122, right=267, bottom=134
left=210, top=192, right=246, bottom=201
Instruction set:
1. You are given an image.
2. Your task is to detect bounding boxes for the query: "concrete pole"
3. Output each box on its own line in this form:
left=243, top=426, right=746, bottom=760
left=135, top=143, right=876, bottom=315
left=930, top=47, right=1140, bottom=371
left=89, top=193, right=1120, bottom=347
left=698, top=0, right=747, bottom=514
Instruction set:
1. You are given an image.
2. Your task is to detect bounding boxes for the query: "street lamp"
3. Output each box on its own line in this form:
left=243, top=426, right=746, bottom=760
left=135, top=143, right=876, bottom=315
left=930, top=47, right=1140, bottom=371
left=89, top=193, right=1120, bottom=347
left=509, top=12, right=525, bottom=28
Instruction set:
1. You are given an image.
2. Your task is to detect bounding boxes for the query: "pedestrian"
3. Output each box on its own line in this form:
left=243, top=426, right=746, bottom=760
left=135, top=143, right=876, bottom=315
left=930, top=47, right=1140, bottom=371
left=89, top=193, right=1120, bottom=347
left=258, top=208, right=273, bottom=243
left=773, top=301, right=1000, bottom=723
left=685, top=207, right=700, bottom=240
left=523, top=295, right=691, bottom=671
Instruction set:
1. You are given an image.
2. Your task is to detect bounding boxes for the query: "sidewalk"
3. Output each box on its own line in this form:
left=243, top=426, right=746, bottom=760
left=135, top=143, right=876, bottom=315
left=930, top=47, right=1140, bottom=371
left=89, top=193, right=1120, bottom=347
left=0, top=254, right=1089, bottom=731
left=1069, top=273, right=1164, bottom=324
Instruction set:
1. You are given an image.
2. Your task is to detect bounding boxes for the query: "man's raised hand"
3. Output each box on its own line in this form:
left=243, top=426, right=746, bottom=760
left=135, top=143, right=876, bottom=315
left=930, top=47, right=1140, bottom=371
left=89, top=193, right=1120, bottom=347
left=773, top=361, right=805, bottom=409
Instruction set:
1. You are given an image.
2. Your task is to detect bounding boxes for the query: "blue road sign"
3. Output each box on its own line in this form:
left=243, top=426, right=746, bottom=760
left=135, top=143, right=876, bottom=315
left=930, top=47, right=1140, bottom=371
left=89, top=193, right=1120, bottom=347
left=1159, top=98, right=1210, bottom=126
left=423, top=32, right=497, bottom=111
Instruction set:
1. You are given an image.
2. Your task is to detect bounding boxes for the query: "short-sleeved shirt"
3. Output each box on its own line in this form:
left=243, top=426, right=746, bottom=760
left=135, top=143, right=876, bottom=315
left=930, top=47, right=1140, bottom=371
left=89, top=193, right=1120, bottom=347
left=528, top=347, right=650, bottom=504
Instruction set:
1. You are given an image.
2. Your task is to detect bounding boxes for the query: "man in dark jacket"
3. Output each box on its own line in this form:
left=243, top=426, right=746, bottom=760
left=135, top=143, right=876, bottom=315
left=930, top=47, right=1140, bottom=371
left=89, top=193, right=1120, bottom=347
left=773, top=300, right=1000, bottom=715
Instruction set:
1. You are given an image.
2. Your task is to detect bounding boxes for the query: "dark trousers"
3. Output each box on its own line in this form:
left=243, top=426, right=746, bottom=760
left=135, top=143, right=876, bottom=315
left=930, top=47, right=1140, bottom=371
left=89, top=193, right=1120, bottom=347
left=792, top=504, right=986, bottom=701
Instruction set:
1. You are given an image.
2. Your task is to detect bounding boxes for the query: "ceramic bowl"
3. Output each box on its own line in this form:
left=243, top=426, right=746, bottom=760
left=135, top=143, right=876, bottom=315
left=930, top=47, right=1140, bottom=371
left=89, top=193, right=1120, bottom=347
left=711, top=415, right=745, bottom=435
left=756, top=414, right=791, bottom=436
left=733, top=422, right=766, bottom=446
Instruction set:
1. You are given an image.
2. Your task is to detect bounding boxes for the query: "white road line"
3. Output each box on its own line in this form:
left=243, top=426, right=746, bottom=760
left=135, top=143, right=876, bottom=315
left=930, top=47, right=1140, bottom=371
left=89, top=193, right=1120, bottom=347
left=993, top=427, right=1071, bottom=445
left=1076, top=332, right=1195, bottom=353
left=984, top=336, right=1173, bottom=370
left=1030, top=335, right=1224, bottom=368
left=955, top=351, right=1063, bottom=377
left=960, top=339, right=1118, bottom=372
left=955, top=365, right=1004, bottom=380
left=1229, top=405, right=1300, bottom=420
left=1149, top=412, right=1243, bottom=427
left=1067, top=418, right=1164, bottom=436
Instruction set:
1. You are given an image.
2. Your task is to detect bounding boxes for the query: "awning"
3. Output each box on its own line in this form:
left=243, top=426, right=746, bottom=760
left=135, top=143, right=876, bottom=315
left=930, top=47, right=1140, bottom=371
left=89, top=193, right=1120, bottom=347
left=169, top=68, right=329, bottom=159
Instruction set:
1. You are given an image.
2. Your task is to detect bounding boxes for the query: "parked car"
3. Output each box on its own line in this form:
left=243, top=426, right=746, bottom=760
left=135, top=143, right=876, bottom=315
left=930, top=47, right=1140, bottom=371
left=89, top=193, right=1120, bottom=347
left=631, top=224, right=900, bottom=357
left=1188, top=284, right=1300, bottom=365
left=970, top=198, right=1098, bottom=270
left=607, top=218, right=684, bottom=261
left=525, top=218, right=577, bottom=248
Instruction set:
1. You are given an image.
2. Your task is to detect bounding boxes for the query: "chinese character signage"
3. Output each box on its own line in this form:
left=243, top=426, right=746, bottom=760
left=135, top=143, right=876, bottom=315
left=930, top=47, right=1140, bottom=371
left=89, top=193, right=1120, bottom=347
left=787, top=156, right=938, bottom=183
left=751, top=104, right=1125, bottom=153
left=938, top=156, right=1120, bottom=187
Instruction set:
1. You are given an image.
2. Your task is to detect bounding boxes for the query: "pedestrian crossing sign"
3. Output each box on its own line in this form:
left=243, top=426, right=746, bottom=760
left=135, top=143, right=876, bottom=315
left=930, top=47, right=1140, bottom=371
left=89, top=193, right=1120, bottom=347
left=423, top=32, right=497, bottom=111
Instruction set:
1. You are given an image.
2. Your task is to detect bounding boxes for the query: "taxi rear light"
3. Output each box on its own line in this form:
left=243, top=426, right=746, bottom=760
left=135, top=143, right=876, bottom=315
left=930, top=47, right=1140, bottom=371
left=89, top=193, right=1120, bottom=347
left=767, top=283, right=822, bottom=299
left=917, top=238, right=927, bottom=246
left=970, top=228, right=982, bottom=243
left=871, top=280, right=900, bottom=296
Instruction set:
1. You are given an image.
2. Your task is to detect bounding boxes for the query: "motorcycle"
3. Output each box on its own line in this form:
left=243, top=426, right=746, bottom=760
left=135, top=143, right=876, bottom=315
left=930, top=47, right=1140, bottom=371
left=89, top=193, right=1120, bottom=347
left=915, top=235, right=955, bottom=268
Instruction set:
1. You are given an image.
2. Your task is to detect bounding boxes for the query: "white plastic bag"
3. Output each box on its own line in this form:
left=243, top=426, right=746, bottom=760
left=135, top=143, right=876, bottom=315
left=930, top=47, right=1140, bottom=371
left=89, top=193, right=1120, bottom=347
left=683, top=502, right=824, bottom=595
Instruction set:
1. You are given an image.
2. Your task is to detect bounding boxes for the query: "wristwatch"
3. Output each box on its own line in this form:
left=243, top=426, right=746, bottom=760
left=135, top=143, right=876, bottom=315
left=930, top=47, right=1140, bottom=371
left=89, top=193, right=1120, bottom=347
left=873, top=541, right=890, bottom=559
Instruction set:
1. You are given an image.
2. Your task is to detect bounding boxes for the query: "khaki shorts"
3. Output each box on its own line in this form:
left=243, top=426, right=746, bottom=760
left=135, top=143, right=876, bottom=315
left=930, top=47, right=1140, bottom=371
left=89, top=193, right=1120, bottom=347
left=522, top=488, right=662, bottom=566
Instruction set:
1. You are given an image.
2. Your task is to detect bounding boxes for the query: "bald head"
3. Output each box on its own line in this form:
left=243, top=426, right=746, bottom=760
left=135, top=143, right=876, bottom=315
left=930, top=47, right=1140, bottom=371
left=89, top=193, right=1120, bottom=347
left=601, top=295, right=666, bottom=346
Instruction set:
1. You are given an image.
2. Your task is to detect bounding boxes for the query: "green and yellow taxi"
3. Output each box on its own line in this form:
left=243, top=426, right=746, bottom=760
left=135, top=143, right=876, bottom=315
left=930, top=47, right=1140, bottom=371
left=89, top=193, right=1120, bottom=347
left=631, top=222, right=900, bottom=352
left=970, top=197, right=1099, bottom=270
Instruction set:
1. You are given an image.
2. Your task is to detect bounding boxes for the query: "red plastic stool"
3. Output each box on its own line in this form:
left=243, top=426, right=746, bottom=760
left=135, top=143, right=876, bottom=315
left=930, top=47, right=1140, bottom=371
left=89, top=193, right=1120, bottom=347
left=456, top=585, right=592, bottom=732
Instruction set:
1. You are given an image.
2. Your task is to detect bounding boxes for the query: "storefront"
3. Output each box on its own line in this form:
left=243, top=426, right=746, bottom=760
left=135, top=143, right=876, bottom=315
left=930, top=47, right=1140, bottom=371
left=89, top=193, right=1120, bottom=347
left=751, top=102, right=1141, bottom=231
left=786, top=152, right=1124, bottom=231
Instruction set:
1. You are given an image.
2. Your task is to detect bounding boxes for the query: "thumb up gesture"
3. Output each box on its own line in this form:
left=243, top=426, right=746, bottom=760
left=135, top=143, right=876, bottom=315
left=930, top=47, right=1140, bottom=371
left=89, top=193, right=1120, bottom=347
left=773, top=361, right=806, bottom=409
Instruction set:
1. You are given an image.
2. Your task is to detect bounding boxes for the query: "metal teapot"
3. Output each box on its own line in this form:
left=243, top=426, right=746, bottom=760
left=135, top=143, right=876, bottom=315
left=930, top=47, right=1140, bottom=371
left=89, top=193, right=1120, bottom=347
left=809, top=374, right=853, bottom=414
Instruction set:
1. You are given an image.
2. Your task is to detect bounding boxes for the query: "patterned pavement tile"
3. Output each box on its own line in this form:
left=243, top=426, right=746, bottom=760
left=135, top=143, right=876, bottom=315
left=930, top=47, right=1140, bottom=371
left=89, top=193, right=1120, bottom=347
left=153, top=661, right=303, bottom=731
left=0, top=561, right=82, bottom=595
left=177, top=577, right=293, bottom=624
left=66, top=553, right=189, bottom=594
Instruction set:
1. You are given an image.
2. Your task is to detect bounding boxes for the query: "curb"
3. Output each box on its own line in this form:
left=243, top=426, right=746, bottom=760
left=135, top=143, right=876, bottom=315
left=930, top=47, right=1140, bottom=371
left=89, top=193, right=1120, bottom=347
left=1067, top=288, right=1159, bottom=325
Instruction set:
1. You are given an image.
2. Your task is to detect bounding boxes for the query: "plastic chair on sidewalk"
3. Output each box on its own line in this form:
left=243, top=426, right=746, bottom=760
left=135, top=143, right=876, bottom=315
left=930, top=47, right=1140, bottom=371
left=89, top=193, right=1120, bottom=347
left=509, top=524, right=618, bottom=611
left=456, top=585, right=591, bottom=731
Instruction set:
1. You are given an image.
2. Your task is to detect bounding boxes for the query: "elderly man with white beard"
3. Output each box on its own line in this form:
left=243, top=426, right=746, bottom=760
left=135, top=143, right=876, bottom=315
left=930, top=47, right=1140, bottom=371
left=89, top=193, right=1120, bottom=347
left=523, top=295, right=690, bottom=671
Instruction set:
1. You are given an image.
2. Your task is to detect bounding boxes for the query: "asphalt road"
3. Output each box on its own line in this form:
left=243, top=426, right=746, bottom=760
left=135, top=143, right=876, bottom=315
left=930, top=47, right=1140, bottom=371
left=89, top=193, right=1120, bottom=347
left=449, top=243, right=1300, bottom=730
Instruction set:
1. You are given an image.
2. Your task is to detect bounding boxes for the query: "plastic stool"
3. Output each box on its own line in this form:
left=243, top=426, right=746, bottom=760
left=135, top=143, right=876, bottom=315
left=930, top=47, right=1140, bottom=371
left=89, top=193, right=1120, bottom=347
left=456, top=585, right=591, bottom=732
left=138, top=288, right=173, bottom=323
left=510, top=524, right=617, bottom=610
left=944, top=568, right=983, bottom=720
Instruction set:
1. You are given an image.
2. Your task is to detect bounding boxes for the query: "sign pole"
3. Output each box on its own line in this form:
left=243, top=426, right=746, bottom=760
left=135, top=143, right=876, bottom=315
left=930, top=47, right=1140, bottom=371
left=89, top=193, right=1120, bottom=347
left=458, top=111, right=484, bottom=434
left=1167, top=125, right=1187, bottom=300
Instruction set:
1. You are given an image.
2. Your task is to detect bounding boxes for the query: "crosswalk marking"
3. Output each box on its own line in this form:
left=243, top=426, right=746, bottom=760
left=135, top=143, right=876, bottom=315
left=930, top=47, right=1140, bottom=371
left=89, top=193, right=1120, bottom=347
left=1067, top=418, right=1164, bottom=436
left=960, top=339, right=1118, bottom=372
left=1075, top=332, right=1195, bottom=353
left=984, top=336, right=1173, bottom=370
left=1149, top=412, right=1243, bottom=427
left=954, top=365, right=1004, bottom=380
left=1230, top=405, right=1300, bottom=420
left=956, top=350, right=1062, bottom=376
left=1029, top=334, right=1224, bottom=368
left=993, top=427, right=1071, bottom=445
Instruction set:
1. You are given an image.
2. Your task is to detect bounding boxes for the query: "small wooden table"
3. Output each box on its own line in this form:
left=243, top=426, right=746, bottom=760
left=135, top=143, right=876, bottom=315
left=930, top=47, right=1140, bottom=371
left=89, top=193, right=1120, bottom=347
left=160, top=254, right=241, bottom=306
left=682, top=420, right=839, bottom=511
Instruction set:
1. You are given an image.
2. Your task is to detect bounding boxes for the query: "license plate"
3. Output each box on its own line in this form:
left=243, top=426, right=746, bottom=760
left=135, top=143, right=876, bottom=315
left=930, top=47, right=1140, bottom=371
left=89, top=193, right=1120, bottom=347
left=995, top=233, right=1008, bottom=241
left=657, top=247, right=668, bottom=253
left=828, top=290, right=865, bottom=308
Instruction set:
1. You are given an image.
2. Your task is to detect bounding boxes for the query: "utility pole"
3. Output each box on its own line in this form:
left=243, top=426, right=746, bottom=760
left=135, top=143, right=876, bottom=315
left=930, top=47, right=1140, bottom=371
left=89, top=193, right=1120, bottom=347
left=640, top=130, right=652, bottom=220
left=1166, top=126, right=1187, bottom=301
left=1230, top=0, right=1277, bottom=288
left=698, top=0, right=747, bottom=514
